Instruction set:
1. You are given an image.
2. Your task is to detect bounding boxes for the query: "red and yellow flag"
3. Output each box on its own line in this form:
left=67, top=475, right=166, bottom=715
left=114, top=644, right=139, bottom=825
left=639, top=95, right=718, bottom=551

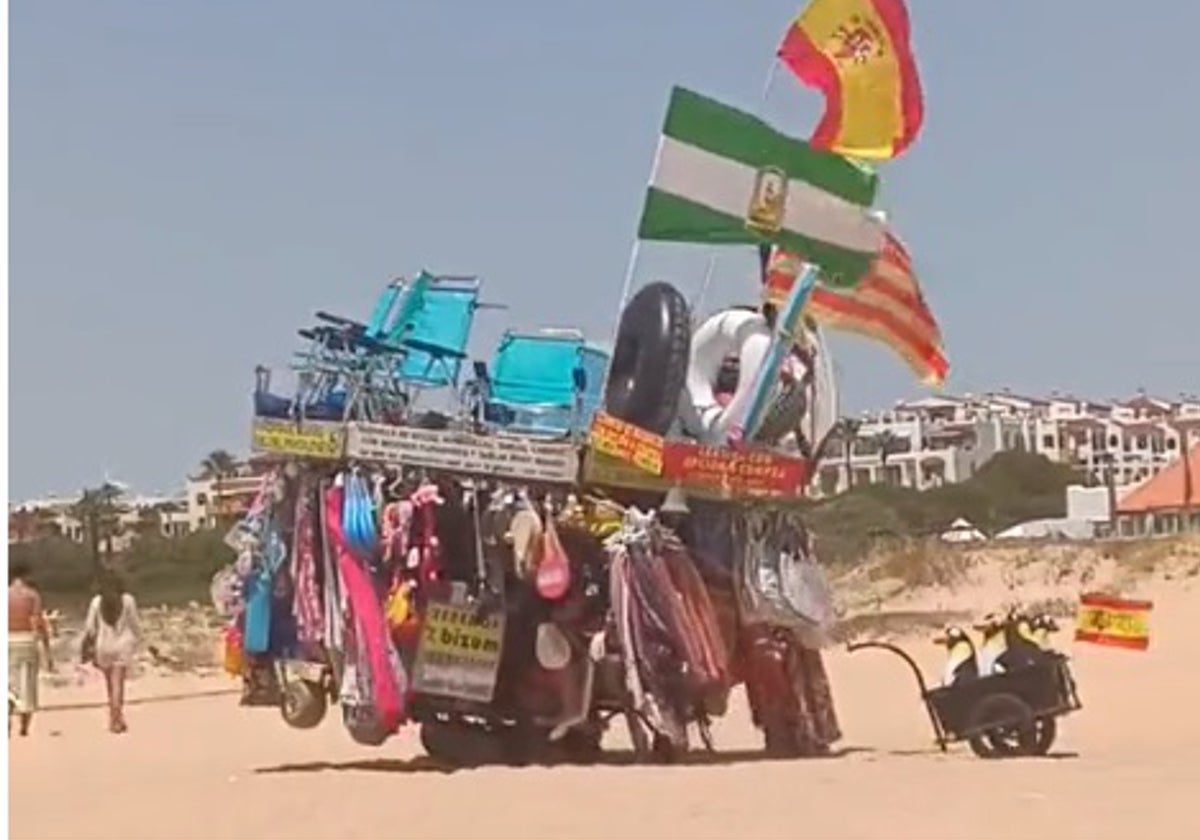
left=777, top=0, right=924, bottom=160
left=1075, top=593, right=1153, bottom=651
left=764, top=235, right=948, bottom=385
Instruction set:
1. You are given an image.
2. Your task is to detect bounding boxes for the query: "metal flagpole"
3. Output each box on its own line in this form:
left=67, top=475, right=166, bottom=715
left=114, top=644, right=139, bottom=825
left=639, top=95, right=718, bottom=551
left=611, top=133, right=666, bottom=323
left=612, top=239, right=642, bottom=327
left=759, top=59, right=780, bottom=110
left=690, top=255, right=719, bottom=325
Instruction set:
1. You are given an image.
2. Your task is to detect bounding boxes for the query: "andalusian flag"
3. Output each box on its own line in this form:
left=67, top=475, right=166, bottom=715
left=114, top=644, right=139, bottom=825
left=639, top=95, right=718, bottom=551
left=1075, top=593, right=1153, bottom=651
left=637, top=86, right=886, bottom=287
left=778, top=0, right=924, bottom=160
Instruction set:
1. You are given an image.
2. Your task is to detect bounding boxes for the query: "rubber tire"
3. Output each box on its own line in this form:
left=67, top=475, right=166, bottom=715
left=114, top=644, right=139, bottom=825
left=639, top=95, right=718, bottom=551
left=1030, top=716, right=1057, bottom=756
left=966, top=693, right=1036, bottom=759
left=754, top=379, right=808, bottom=445
left=604, top=282, right=691, bottom=435
left=419, top=721, right=510, bottom=768
left=345, top=707, right=391, bottom=747
left=279, top=679, right=327, bottom=730
left=557, top=727, right=604, bottom=764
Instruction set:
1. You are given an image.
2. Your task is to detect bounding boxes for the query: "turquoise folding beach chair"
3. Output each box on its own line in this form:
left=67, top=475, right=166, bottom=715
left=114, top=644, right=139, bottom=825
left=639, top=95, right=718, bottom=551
left=388, top=273, right=483, bottom=393
left=475, top=329, right=609, bottom=437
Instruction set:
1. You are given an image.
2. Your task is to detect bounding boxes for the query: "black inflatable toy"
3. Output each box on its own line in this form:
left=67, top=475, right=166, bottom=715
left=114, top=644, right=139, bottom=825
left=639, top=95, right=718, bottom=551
left=603, top=282, right=691, bottom=435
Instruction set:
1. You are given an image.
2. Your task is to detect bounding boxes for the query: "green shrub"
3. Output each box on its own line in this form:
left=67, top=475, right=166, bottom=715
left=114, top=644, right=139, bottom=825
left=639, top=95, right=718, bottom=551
left=810, top=451, right=1083, bottom=567
left=10, top=530, right=236, bottom=614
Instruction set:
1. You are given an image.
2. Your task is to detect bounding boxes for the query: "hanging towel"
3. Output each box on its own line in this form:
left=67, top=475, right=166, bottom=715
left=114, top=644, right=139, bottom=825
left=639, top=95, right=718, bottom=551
left=291, top=482, right=324, bottom=646
left=325, top=483, right=406, bottom=733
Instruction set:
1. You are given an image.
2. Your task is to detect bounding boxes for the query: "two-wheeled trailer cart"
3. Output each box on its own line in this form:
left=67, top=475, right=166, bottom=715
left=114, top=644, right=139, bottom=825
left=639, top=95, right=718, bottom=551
left=847, top=641, right=1082, bottom=759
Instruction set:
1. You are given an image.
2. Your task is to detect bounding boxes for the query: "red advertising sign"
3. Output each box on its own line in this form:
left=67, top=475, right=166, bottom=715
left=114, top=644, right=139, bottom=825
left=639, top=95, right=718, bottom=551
left=661, top=440, right=807, bottom=497
left=585, top=412, right=809, bottom=499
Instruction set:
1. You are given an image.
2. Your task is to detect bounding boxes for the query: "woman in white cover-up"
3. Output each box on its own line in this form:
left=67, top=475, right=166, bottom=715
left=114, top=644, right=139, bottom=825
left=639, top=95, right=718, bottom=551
left=82, top=572, right=143, bottom=733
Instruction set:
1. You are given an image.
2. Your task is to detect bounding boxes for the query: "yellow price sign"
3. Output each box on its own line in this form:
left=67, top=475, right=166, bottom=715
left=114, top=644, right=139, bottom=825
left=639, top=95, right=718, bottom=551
left=588, top=412, right=664, bottom=476
left=419, top=603, right=503, bottom=663
left=251, top=420, right=344, bottom=459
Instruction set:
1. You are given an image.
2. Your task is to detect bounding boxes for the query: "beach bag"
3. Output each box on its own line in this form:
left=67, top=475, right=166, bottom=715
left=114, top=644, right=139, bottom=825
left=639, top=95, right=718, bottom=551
left=385, top=580, right=412, bottom=629
left=535, top=518, right=571, bottom=601
left=80, top=630, right=97, bottom=666
left=222, top=626, right=244, bottom=676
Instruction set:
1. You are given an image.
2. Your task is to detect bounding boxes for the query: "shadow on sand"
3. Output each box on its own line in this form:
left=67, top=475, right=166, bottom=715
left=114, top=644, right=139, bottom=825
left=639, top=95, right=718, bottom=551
left=254, top=746, right=875, bottom=776
left=254, top=744, right=1080, bottom=776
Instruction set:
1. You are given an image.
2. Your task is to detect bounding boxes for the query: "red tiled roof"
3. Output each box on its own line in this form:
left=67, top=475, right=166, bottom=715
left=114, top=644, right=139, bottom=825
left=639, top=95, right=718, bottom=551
left=1117, top=443, right=1200, bottom=514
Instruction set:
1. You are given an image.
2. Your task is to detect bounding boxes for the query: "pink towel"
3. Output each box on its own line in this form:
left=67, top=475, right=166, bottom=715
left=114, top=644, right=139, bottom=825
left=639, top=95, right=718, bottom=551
left=324, top=484, right=404, bottom=731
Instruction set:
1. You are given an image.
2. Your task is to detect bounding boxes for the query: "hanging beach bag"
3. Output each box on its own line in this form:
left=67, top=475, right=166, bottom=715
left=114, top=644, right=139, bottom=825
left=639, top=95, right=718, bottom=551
left=222, top=625, right=245, bottom=676
left=535, top=517, right=572, bottom=601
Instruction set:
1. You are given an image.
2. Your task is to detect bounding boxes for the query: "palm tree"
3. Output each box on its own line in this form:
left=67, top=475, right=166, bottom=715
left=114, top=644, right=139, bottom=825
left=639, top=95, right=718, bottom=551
left=835, top=418, right=862, bottom=492
left=875, top=430, right=902, bottom=484
left=134, top=505, right=164, bottom=539
left=71, top=482, right=126, bottom=572
left=199, top=449, right=239, bottom=527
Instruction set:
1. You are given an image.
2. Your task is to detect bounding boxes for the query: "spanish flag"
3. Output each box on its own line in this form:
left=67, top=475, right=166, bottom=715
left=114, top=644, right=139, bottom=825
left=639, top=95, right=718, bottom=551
left=777, top=0, right=924, bottom=160
left=1075, top=593, right=1153, bottom=651
left=763, top=235, right=949, bottom=385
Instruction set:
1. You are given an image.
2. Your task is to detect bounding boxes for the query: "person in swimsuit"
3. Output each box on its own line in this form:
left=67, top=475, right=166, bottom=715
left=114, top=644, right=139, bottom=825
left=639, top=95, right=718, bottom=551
left=9, top=560, right=53, bottom=737
left=83, top=572, right=143, bottom=733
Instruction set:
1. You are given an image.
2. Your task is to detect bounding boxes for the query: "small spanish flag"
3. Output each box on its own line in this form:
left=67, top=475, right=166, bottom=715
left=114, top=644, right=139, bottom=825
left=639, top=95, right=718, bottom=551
left=1075, top=593, right=1153, bottom=651
left=777, top=0, right=924, bottom=160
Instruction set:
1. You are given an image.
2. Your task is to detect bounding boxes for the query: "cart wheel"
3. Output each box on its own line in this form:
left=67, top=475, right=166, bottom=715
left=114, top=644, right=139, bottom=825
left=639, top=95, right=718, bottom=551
left=697, top=717, right=716, bottom=754
left=651, top=734, right=683, bottom=765
left=1030, top=716, right=1057, bottom=756
left=626, top=711, right=652, bottom=760
left=557, top=726, right=604, bottom=764
left=279, top=679, right=327, bottom=730
left=966, top=693, right=1038, bottom=759
left=420, top=721, right=508, bottom=768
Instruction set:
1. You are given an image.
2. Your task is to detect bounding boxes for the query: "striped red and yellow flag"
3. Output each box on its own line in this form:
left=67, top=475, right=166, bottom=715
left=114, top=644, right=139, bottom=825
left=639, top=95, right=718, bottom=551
left=1075, top=593, right=1153, bottom=651
left=777, top=0, right=924, bottom=160
left=765, top=235, right=948, bottom=385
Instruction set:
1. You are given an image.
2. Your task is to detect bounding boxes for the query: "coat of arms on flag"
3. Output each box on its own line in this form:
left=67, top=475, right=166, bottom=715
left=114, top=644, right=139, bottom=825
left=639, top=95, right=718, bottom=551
left=1074, top=593, right=1152, bottom=651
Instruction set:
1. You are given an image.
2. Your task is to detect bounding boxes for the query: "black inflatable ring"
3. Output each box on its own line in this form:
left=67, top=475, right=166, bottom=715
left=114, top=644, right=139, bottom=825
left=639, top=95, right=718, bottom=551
left=604, top=281, right=691, bottom=435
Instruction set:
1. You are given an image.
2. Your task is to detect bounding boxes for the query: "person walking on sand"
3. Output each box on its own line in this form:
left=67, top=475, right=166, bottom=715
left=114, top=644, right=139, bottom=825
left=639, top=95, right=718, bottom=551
left=9, top=560, right=54, bottom=737
left=82, top=572, right=143, bottom=733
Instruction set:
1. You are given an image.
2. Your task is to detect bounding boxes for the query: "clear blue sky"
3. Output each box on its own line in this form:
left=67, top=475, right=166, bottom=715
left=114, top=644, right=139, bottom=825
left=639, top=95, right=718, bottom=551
left=10, top=0, right=1200, bottom=499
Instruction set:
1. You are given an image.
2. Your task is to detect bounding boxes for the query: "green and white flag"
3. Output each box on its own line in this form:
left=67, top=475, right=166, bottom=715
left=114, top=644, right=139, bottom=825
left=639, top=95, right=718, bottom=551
left=637, top=87, right=885, bottom=286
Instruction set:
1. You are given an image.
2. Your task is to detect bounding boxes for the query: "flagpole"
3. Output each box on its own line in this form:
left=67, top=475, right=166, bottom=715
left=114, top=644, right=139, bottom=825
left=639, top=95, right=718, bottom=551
left=759, top=59, right=780, bottom=110
left=690, top=255, right=718, bottom=325
left=612, top=239, right=642, bottom=326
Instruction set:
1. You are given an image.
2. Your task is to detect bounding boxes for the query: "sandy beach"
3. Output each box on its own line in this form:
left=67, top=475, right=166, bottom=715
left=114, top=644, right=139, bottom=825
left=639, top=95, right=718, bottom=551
left=11, top=561, right=1200, bottom=840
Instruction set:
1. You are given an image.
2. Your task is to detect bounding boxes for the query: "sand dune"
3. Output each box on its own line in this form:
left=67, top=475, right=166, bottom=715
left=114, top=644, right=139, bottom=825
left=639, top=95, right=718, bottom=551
left=10, top=546, right=1200, bottom=840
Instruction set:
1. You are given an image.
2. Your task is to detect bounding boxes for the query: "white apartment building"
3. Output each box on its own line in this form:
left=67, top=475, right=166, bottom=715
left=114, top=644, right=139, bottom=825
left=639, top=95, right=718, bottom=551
left=9, top=460, right=273, bottom=545
left=184, top=460, right=273, bottom=532
left=8, top=492, right=192, bottom=547
left=814, top=390, right=1200, bottom=496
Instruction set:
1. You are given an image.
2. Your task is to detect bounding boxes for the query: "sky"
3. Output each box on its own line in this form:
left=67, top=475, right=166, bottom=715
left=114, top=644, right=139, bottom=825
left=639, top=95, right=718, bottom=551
left=10, top=0, right=1200, bottom=499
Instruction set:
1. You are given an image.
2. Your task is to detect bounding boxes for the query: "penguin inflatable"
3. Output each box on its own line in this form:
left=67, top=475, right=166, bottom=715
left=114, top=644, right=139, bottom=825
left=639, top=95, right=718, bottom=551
left=996, top=609, right=1045, bottom=671
left=933, top=626, right=979, bottom=686
left=973, top=613, right=1009, bottom=676
left=1029, top=613, right=1061, bottom=650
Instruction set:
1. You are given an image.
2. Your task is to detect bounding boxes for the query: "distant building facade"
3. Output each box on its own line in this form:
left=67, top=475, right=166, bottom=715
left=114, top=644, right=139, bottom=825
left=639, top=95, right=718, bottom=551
left=8, top=458, right=272, bottom=546
left=814, top=390, right=1200, bottom=496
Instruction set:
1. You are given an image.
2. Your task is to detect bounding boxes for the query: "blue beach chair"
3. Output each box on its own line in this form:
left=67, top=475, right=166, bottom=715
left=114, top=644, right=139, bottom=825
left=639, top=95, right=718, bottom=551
left=276, top=272, right=496, bottom=423
left=474, top=329, right=609, bottom=437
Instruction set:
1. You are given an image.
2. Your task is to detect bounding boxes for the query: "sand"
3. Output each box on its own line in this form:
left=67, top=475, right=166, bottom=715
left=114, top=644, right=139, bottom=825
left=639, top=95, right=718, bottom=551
left=10, top=576, right=1199, bottom=839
